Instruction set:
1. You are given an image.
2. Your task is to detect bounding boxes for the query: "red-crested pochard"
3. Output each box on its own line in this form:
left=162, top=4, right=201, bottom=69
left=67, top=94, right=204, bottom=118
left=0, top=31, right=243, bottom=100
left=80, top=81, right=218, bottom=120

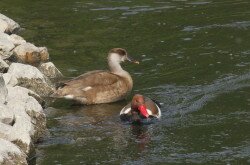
left=120, top=94, right=162, bottom=123
left=54, top=48, right=139, bottom=104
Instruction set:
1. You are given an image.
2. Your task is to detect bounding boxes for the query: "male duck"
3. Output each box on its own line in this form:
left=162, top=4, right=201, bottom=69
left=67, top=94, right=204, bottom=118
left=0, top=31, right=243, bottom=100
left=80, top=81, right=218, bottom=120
left=54, top=48, right=139, bottom=104
left=120, top=94, right=161, bottom=123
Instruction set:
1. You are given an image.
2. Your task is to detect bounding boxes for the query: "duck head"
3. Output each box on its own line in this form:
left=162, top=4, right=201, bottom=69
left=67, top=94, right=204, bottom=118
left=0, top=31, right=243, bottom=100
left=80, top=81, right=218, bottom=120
left=108, top=48, right=139, bottom=64
left=131, top=94, right=149, bottom=119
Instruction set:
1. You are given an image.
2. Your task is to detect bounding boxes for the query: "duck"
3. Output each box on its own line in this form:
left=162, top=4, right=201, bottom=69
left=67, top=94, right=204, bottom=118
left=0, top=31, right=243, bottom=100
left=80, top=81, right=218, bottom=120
left=53, top=48, right=139, bottom=105
left=120, top=94, right=161, bottom=124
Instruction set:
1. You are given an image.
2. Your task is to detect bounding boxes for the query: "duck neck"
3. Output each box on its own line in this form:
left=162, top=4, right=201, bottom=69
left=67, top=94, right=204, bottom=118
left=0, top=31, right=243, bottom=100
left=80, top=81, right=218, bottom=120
left=108, top=60, right=133, bottom=89
left=108, top=60, right=126, bottom=76
left=107, top=55, right=133, bottom=91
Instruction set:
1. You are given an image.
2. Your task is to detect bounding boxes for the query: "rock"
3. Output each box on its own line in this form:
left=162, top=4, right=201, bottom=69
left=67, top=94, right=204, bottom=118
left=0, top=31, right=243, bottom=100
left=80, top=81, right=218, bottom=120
left=0, top=13, right=20, bottom=34
left=0, top=32, right=15, bottom=59
left=13, top=43, right=49, bottom=66
left=7, top=86, right=46, bottom=141
left=39, top=47, right=49, bottom=62
left=0, top=138, right=27, bottom=165
left=4, top=63, right=55, bottom=96
left=0, top=19, right=8, bottom=33
left=9, top=34, right=26, bottom=46
left=39, top=62, right=63, bottom=79
left=0, top=104, right=14, bottom=125
left=0, top=86, right=46, bottom=155
left=0, top=58, right=9, bottom=73
left=0, top=74, right=7, bottom=104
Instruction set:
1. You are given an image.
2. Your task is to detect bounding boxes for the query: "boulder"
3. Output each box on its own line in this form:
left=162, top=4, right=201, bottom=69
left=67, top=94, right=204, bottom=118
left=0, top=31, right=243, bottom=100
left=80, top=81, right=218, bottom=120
left=7, top=86, right=46, bottom=141
left=9, top=34, right=26, bottom=46
left=0, top=86, right=46, bottom=155
left=0, top=104, right=14, bottom=125
left=0, top=138, right=27, bottom=165
left=13, top=43, right=49, bottom=66
left=0, top=13, right=20, bottom=34
left=0, top=58, right=9, bottom=73
left=3, top=63, right=55, bottom=96
left=0, top=19, right=8, bottom=33
left=0, top=32, right=15, bottom=59
left=39, top=62, right=63, bottom=79
left=0, top=74, right=7, bottom=104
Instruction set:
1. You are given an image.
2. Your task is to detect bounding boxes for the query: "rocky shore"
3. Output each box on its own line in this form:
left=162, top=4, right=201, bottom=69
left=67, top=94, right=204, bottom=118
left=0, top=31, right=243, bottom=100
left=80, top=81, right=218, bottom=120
left=0, top=13, right=62, bottom=164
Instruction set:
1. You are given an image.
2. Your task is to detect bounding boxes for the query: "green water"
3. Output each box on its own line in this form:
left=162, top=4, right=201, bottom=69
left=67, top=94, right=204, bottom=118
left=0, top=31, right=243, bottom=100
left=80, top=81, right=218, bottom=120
left=1, top=0, right=250, bottom=164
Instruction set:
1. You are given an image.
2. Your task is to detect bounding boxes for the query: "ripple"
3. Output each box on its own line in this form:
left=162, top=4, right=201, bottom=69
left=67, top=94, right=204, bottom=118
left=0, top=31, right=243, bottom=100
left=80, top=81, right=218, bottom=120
left=186, top=1, right=211, bottom=5
left=91, top=6, right=130, bottom=11
left=91, top=5, right=175, bottom=16
left=183, top=21, right=250, bottom=32
left=141, top=72, right=250, bottom=117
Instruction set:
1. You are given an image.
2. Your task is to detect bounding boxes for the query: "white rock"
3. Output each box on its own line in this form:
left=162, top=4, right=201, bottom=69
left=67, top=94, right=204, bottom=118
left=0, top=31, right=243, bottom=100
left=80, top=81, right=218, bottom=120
left=0, top=19, right=8, bottom=33
left=0, top=32, right=15, bottom=59
left=0, top=138, right=27, bottom=165
left=0, top=103, right=14, bottom=125
left=2, top=72, right=16, bottom=86
left=39, top=62, right=63, bottom=79
left=0, top=74, right=7, bottom=104
left=0, top=86, right=46, bottom=154
left=4, top=63, right=54, bottom=96
left=9, top=34, right=26, bottom=46
left=14, top=42, right=37, bottom=54
left=0, top=104, right=33, bottom=154
left=0, top=58, right=9, bottom=73
left=0, top=13, right=20, bottom=34
left=13, top=43, right=49, bottom=65
left=7, top=63, right=45, bottom=84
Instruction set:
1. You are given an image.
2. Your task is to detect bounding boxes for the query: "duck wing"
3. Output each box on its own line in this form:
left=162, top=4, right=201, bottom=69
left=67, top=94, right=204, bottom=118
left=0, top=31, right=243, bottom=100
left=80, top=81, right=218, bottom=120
left=150, top=98, right=162, bottom=108
left=56, top=70, right=131, bottom=104
left=145, top=97, right=161, bottom=118
left=64, top=70, right=119, bottom=88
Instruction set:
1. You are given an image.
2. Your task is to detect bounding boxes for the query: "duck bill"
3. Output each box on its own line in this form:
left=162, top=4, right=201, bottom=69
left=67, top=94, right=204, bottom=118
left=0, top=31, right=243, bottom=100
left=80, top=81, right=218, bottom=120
left=127, top=55, right=140, bottom=64
left=138, top=105, right=149, bottom=118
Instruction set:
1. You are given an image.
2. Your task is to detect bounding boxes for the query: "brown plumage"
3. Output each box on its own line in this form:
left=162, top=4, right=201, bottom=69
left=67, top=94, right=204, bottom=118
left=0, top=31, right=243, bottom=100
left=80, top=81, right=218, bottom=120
left=54, top=48, right=139, bottom=104
left=120, top=94, right=162, bottom=123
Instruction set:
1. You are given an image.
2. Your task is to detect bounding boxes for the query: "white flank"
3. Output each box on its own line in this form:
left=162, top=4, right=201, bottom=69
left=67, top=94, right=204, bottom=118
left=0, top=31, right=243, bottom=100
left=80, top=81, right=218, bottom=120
left=155, top=104, right=162, bottom=118
left=64, top=95, right=74, bottom=99
left=83, top=86, right=92, bottom=91
left=120, top=107, right=131, bottom=115
left=147, top=109, right=153, bottom=116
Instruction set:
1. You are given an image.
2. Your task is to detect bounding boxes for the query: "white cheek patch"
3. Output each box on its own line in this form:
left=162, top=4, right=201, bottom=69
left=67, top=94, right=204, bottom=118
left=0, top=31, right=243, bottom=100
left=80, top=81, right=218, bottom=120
left=82, top=86, right=92, bottom=91
left=120, top=107, right=131, bottom=115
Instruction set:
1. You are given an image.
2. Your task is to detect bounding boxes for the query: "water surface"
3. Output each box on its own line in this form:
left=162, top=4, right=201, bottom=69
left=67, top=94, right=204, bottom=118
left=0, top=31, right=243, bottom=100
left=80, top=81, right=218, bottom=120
left=1, top=0, right=250, bottom=164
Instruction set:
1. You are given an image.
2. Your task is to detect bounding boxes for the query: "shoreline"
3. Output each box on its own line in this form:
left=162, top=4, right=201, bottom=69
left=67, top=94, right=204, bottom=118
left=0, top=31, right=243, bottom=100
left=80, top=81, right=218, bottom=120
left=0, top=13, right=62, bottom=165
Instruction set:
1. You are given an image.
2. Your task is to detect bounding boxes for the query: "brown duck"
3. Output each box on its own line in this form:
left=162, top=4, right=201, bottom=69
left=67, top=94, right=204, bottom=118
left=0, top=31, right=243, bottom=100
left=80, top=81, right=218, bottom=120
left=54, top=48, right=139, bottom=104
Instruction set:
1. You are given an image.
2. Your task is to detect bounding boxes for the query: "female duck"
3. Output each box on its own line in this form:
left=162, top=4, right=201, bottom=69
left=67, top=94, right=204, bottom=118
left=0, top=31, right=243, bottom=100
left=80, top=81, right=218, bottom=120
left=54, top=48, right=139, bottom=104
left=120, top=94, right=161, bottom=123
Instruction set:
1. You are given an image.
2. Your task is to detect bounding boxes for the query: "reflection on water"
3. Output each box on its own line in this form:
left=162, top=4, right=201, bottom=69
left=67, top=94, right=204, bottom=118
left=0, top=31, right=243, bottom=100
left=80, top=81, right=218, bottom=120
left=130, top=125, right=150, bottom=152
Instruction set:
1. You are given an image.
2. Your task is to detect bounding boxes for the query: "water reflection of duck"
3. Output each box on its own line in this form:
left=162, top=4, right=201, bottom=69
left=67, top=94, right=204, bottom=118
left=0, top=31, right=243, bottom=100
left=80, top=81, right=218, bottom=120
left=120, top=94, right=161, bottom=124
left=131, top=125, right=150, bottom=151
left=53, top=48, right=139, bottom=105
